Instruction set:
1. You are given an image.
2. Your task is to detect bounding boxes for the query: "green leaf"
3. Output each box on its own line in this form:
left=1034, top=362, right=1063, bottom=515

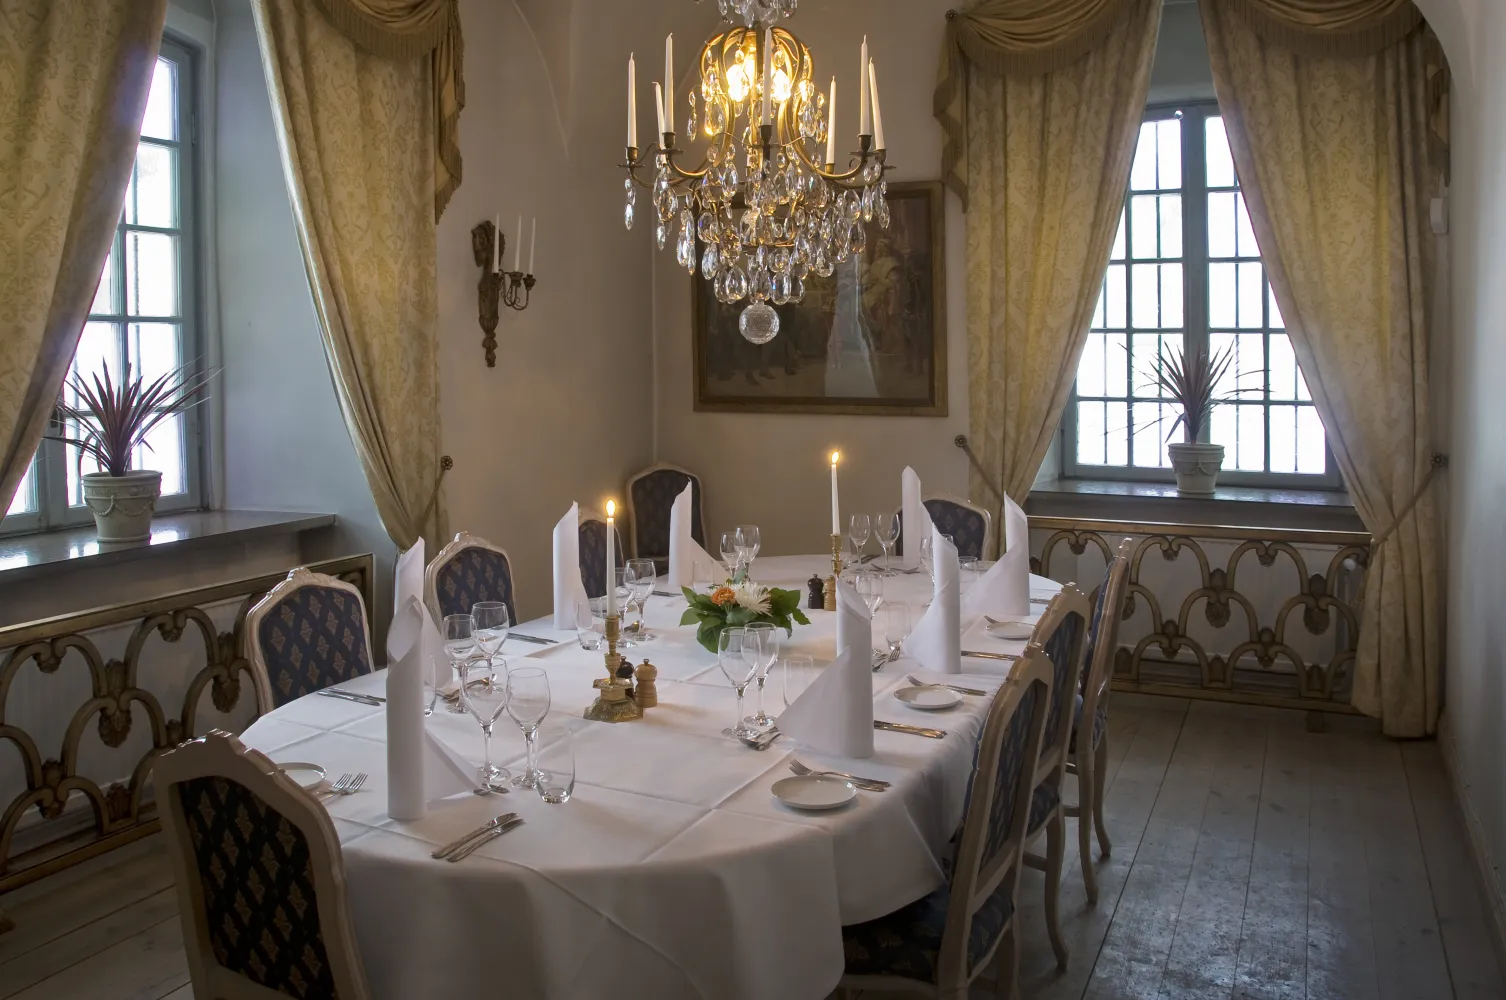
left=790, top=607, right=811, bottom=627
left=679, top=607, right=702, bottom=627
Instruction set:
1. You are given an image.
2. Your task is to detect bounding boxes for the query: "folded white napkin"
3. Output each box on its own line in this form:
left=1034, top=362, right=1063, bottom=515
left=667, top=482, right=720, bottom=590
left=964, top=494, right=1031, bottom=618
left=422, top=729, right=481, bottom=803
left=903, top=526, right=961, bottom=674
left=552, top=502, right=590, bottom=629
left=901, top=466, right=928, bottom=569
left=387, top=540, right=445, bottom=819
left=778, top=582, right=874, bottom=758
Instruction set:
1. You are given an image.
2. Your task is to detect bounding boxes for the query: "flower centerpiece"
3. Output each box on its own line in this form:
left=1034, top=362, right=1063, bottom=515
left=680, top=581, right=810, bottom=654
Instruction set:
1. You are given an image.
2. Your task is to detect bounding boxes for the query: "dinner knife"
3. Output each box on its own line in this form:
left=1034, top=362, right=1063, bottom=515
left=315, top=689, right=385, bottom=706
left=873, top=720, right=947, bottom=739
left=447, top=816, right=526, bottom=862
left=962, top=650, right=1020, bottom=662
left=505, top=634, right=554, bottom=646
left=432, top=813, right=517, bottom=859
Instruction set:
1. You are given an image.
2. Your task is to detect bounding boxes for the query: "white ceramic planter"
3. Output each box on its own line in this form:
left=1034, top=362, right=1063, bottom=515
left=1167, top=442, right=1225, bottom=497
left=81, top=470, right=162, bottom=542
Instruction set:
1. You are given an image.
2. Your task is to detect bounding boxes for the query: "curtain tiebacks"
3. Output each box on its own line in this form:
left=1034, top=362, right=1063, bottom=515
left=417, top=454, right=453, bottom=535
left=953, top=434, right=1007, bottom=507
left=1369, top=452, right=1447, bottom=551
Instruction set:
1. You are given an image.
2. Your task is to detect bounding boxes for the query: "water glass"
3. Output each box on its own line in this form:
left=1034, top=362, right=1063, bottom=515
left=854, top=571, right=883, bottom=617
left=534, top=723, right=575, bottom=804
left=849, top=514, right=872, bottom=561
left=421, top=651, right=441, bottom=716
left=735, top=525, right=761, bottom=574
left=472, top=601, right=510, bottom=668
left=457, top=656, right=511, bottom=784
left=507, top=667, right=551, bottom=789
left=718, top=627, right=757, bottom=739
left=874, top=512, right=900, bottom=574
left=882, top=603, right=912, bottom=658
left=442, top=614, right=476, bottom=713
left=626, top=558, right=656, bottom=639
left=743, top=622, right=778, bottom=727
left=958, top=556, right=981, bottom=596
left=781, top=655, right=817, bottom=709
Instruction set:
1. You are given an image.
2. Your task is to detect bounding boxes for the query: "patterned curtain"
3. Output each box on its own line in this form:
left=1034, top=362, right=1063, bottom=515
left=1200, top=0, right=1446, bottom=735
left=941, top=0, right=1161, bottom=544
left=0, top=0, right=169, bottom=518
left=253, top=0, right=449, bottom=552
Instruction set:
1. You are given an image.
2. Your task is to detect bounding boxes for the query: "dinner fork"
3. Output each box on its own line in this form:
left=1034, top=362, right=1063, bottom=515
left=906, top=674, right=987, bottom=697
left=789, top=760, right=890, bottom=790
left=334, top=772, right=367, bottom=796
left=317, top=773, right=354, bottom=798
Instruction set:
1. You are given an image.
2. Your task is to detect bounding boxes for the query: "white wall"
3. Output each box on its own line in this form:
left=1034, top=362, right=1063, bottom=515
left=1417, top=0, right=1506, bottom=946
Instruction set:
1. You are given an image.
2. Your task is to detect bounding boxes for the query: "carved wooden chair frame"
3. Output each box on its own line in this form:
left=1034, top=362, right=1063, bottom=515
left=424, top=531, right=519, bottom=627
left=891, top=491, right=995, bottom=559
left=154, top=729, right=371, bottom=1000
left=243, top=567, right=375, bottom=711
left=623, top=461, right=704, bottom=563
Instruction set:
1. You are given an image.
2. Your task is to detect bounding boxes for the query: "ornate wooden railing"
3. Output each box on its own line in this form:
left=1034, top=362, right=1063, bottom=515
left=1029, top=517, right=1370, bottom=711
left=0, top=553, right=373, bottom=897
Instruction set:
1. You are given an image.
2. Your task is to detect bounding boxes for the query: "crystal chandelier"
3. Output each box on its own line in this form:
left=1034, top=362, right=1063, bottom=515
left=621, top=0, right=890, bottom=344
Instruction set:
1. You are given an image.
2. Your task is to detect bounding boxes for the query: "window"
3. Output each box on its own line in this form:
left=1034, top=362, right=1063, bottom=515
left=1064, top=103, right=1338, bottom=487
left=4, top=40, right=203, bottom=533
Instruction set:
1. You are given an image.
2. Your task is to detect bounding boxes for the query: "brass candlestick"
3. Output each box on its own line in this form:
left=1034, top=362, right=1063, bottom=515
left=583, top=612, right=643, bottom=722
left=823, top=532, right=842, bottom=611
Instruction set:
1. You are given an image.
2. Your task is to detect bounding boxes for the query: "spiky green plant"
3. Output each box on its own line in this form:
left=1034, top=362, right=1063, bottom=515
left=49, top=361, right=219, bottom=477
left=1148, top=342, right=1238, bottom=444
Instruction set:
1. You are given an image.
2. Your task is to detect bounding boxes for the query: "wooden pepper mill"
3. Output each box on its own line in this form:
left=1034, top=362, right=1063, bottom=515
left=634, top=660, right=659, bottom=708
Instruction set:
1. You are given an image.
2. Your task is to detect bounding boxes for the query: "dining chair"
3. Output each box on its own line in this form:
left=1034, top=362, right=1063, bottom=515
left=892, top=494, right=993, bottom=560
left=1019, top=584, right=1092, bottom=969
left=426, top=530, right=519, bottom=627
left=840, top=647, right=1056, bottom=999
left=625, top=462, right=704, bottom=574
left=579, top=511, right=627, bottom=599
left=155, top=730, right=372, bottom=1000
left=245, top=567, right=375, bottom=710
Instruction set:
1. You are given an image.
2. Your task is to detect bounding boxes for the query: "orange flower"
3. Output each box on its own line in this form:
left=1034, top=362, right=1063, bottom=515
left=710, top=586, right=737, bottom=607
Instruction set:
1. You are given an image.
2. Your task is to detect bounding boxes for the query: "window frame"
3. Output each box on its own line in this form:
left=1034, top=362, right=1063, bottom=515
left=2, top=35, right=206, bottom=536
left=1061, top=100, right=1343, bottom=490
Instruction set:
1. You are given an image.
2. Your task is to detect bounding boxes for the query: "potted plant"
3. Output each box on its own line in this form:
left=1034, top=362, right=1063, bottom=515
left=1149, top=342, right=1244, bottom=496
left=50, top=361, right=217, bottom=542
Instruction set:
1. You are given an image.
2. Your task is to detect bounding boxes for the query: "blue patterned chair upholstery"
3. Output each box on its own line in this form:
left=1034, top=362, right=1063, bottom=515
left=893, top=496, right=992, bottom=560
left=579, top=516, right=627, bottom=599
left=247, top=568, right=375, bottom=710
left=626, top=464, right=704, bottom=574
left=156, top=730, right=370, bottom=999
left=842, top=652, right=1054, bottom=996
left=426, top=532, right=518, bottom=627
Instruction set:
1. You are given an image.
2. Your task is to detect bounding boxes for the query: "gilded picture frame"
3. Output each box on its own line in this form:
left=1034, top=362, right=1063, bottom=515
left=691, top=180, right=947, bottom=416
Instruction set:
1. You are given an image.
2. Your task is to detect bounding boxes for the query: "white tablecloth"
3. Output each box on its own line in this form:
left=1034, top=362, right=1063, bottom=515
left=241, top=555, right=1061, bottom=1000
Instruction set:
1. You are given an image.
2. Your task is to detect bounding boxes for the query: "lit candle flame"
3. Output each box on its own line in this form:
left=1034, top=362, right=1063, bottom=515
left=830, top=450, right=841, bottom=466
left=606, top=500, right=616, bottom=519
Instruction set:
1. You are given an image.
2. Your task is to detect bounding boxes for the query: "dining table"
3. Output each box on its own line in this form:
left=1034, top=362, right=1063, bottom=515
left=239, top=554, right=1063, bottom=1000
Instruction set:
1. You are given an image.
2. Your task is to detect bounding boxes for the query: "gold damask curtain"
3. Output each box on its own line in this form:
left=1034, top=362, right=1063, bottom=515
left=310, top=0, right=464, bottom=219
left=939, top=0, right=1161, bottom=535
left=254, top=0, right=447, bottom=552
left=1201, top=0, right=1445, bottom=735
left=0, top=0, right=169, bottom=517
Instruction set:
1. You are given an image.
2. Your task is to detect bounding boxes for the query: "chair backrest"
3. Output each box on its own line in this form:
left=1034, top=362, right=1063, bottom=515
left=246, top=567, right=375, bottom=710
left=939, top=647, right=1054, bottom=985
left=155, top=730, right=371, bottom=1000
left=1029, top=583, right=1092, bottom=784
left=579, top=513, right=627, bottom=599
left=425, top=531, right=519, bottom=628
left=1079, top=539, right=1132, bottom=754
left=625, top=463, right=704, bottom=566
left=892, top=494, right=993, bottom=560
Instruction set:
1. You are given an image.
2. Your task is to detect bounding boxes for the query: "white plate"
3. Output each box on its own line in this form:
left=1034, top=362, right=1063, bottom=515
left=894, top=685, right=963, bottom=711
left=771, top=774, right=857, bottom=811
left=986, top=617, right=1035, bottom=640
left=276, top=762, right=326, bottom=791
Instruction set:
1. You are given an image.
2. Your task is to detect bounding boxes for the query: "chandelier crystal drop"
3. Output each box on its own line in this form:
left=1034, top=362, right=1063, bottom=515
left=622, top=0, right=889, bottom=343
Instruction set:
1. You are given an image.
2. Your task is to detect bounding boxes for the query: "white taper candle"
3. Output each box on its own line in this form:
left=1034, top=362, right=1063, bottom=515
left=825, top=76, right=838, bottom=165
left=664, top=34, right=674, bottom=137
left=830, top=451, right=841, bottom=535
left=762, top=29, right=773, bottom=124
left=628, top=53, right=637, bottom=149
left=858, top=36, right=870, bottom=136
left=605, top=501, right=618, bottom=616
left=654, top=82, right=666, bottom=137
left=528, top=218, right=536, bottom=274
left=513, top=215, right=522, bottom=272
left=492, top=215, right=500, bottom=273
left=869, top=57, right=885, bottom=151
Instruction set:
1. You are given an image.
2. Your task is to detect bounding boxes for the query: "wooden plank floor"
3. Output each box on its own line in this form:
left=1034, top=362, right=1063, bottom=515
left=0, top=695, right=1501, bottom=1000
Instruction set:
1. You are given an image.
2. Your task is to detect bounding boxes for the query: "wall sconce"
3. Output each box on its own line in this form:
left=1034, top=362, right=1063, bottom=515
left=469, top=218, right=537, bottom=368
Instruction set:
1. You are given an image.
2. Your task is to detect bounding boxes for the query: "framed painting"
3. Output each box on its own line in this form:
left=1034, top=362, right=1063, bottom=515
left=692, top=180, right=947, bottom=415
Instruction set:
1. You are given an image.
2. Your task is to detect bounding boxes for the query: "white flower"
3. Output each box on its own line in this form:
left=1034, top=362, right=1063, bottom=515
left=733, top=582, right=771, bottom=615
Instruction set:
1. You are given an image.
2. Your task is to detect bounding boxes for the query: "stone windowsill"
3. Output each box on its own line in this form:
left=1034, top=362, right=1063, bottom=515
left=0, top=510, right=338, bottom=586
left=1026, top=478, right=1365, bottom=533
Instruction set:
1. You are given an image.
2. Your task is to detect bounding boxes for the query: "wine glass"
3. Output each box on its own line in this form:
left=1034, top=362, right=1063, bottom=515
left=854, top=570, right=883, bottom=617
left=919, top=533, right=935, bottom=583
left=782, top=655, right=816, bottom=708
left=874, top=512, right=900, bottom=575
left=718, top=627, right=758, bottom=739
left=626, top=558, right=656, bottom=639
left=743, top=622, right=779, bottom=727
left=507, top=667, right=551, bottom=789
left=472, top=601, right=510, bottom=672
left=611, top=569, right=637, bottom=647
left=441, top=614, right=476, bottom=713
left=457, top=655, right=511, bottom=784
left=719, top=530, right=743, bottom=580
left=881, top=603, right=912, bottom=659
left=735, top=525, right=761, bottom=576
left=849, top=513, right=872, bottom=563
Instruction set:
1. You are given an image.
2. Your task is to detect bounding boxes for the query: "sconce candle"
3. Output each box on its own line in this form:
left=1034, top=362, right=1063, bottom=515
left=664, top=33, right=674, bottom=139
left=513, top=215, right=523, bottom=272
left=528, top=218, right=537, bottom=274
left=627, top=53, right=637, bottom=149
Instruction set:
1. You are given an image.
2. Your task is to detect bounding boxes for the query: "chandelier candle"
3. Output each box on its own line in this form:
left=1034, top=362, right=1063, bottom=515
left=869, top=57, right=884, bottom=150
left=825, top=75, right=837, bottom=166
left=628, top=53, right=637, bottom=148
left=654, top=81, right=665, bottom=137
left=858, top=36, right=869, bottom=135
left=664, top=33, right=674, bottom=139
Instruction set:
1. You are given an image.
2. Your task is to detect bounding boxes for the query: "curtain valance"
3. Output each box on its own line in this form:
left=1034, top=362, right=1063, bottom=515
left=935, top=0, right=1142, bottom=208
left=1219, top=0, right=1422, bottom=56
left=310, top=0, right=464, bottom=218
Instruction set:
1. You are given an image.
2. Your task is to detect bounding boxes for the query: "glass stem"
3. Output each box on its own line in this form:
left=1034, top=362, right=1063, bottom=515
left=756, top=675, right=766, bottom=717
left=734, top=686, right=745, bottom=731
left=481, top=723, right=493, bottom=772
left=525, top=727, right=539, bottom=777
